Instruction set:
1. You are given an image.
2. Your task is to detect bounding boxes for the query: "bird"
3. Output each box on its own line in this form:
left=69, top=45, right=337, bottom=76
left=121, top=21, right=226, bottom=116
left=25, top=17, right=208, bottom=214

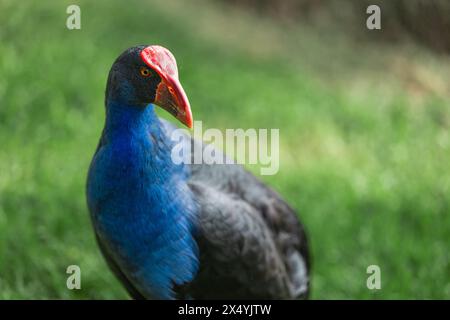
left=86, top=45, right=310, bottom=299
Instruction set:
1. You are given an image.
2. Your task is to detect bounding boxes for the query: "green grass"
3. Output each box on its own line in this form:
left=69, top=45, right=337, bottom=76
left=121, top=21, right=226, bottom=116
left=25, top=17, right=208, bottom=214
left=0, top=0, right=449, bottom=299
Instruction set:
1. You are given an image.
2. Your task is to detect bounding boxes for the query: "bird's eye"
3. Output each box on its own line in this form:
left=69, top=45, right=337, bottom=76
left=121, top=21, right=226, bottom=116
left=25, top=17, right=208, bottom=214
left=140, top=67, right=151, bottom=77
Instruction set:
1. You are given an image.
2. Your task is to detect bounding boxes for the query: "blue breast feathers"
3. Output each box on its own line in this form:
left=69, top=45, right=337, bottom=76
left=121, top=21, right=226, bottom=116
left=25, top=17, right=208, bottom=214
left=86, top=102, right=198, bottom=299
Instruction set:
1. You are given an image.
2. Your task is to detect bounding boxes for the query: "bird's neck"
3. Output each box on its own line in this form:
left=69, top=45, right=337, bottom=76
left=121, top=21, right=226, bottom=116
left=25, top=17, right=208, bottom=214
left=94, top=99, right=198, bottom=299
left=104, top=100, right=160, bottom=139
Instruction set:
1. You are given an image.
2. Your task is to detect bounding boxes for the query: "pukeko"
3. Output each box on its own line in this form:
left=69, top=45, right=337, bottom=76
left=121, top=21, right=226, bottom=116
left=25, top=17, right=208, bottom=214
left=86, top=45, right=310, bottom=299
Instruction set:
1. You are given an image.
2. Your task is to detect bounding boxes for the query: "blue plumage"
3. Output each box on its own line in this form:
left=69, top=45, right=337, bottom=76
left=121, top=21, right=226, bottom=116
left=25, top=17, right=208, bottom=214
left=87, top=100, right=198, bottom=299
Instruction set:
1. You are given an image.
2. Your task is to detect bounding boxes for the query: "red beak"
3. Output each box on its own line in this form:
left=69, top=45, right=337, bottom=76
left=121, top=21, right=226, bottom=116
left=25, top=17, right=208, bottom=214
left=140, top=46, right=193, bottom=128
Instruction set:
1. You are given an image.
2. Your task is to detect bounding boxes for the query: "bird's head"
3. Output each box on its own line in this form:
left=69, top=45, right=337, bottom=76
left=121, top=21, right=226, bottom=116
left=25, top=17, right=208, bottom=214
left=106, top=45, right=193, bottom=128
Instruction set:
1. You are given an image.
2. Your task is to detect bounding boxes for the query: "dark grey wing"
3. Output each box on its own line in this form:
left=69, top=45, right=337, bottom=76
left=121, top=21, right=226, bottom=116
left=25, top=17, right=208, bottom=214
left=182, top=181, right=301, bottom=299
left=161, top=119, right=310, bottom=299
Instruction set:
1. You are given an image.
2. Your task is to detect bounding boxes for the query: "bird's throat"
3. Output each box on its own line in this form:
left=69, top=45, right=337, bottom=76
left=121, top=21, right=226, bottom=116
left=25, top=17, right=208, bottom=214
left=105, top=100, right=158, bottom=136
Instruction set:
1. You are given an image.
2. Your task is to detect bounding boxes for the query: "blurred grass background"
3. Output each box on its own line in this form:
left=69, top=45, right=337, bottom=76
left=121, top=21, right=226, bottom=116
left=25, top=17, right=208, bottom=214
left=0, top=0, right=449, bottom=299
